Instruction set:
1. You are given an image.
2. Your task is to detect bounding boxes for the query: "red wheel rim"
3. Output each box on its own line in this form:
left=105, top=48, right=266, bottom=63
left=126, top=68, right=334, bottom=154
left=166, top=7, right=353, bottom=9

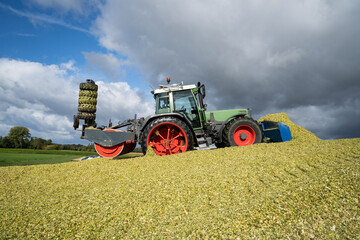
left=94, top=129, right=124, bottom=158
left=146, top=122, right=188, bottom=156
left=233, top=125, right=256, bottom=146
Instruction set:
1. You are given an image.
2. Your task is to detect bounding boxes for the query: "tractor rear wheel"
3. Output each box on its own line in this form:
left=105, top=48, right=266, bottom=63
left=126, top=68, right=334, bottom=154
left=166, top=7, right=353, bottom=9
left=140, top=117, right=193, bottom=156
left=223, top=117, right=262, bottom=147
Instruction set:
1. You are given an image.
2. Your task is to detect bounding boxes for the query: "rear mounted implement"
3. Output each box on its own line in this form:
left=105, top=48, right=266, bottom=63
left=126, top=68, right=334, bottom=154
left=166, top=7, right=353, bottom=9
left=261, top=121, right=292, bottom=142
left=73, top=79, right=140, bottom=158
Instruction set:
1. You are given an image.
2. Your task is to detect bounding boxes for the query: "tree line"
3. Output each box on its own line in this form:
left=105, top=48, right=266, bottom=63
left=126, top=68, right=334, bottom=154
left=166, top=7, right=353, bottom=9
left=0, top=126, right=95, bottom=152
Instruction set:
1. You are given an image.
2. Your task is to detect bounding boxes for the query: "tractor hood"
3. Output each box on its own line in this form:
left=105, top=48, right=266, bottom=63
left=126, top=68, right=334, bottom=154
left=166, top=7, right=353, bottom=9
left=205, top=109, right=250, bottom=122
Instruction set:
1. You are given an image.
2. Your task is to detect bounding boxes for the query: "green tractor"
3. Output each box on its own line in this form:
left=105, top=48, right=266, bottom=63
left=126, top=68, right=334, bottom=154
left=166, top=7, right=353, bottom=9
left=74, top=78, right=291, bottom=157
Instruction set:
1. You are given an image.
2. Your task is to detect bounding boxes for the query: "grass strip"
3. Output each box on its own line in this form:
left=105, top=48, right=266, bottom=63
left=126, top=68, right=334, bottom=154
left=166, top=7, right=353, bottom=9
left=0, top=148, right=95, bottom=155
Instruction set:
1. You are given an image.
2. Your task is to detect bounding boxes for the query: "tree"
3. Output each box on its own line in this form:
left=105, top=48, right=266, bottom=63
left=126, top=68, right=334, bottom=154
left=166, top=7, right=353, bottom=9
left=30, top=137, right=45, bottom=149
left=7, top=126, right=31, bottom=148
left=29, top=137, right=54, bottom=149
left=45, top=144, right=59, bottom=150
left=1, top=136, right=14, bottom=148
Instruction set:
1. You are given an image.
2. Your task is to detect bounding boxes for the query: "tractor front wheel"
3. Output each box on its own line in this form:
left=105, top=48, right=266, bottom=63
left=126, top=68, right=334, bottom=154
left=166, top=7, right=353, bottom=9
left=140, top=117, right=193, bottom=156
left=223, top=117, right=262, bottom=147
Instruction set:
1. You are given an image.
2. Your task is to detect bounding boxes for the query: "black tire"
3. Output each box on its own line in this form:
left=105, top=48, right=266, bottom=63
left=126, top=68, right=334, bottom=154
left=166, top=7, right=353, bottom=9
left=215, top=142, right=225, bottom=148
left=79, top=97, right=97, bottom=105
left=73, top=115, right=79, bottom=130
left=140, top=117, right=193, bottom=156
left=223, top=117, right=262, bottom=147
left=79, top=90, right=97, bottom=98
left=78, top=104, right=97, bottom=113
left=80, top=82, right=98, bottom=91
left=77, top=112, right=96, bottom=121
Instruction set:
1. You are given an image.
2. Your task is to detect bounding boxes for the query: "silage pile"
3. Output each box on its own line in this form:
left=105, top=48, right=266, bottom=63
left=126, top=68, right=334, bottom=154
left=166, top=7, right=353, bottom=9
left=145, top=145, right=158, bottom=157
left=259, top=112, right=321, bottom=143
left=1, top=113, right=359, bottom=239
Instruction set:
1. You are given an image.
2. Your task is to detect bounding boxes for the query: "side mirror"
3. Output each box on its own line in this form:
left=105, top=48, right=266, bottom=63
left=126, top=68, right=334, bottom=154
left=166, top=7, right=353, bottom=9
left=203, top=104, right=207, bottom=111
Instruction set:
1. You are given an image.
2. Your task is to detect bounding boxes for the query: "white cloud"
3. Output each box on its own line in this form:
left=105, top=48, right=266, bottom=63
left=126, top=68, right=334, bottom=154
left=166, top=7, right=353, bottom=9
left=96, top=81, right=153, bottom=124
left=2, top=105, right=73, bottom=141
left=0, top=58, right=153, bottom=143
left=0, top=58, right=76, bottom=113
left=83, top=52, right=130, bottom=80
left=0, top=58, right=78, bottom=142
left=60, top=60, right=77, bottom=72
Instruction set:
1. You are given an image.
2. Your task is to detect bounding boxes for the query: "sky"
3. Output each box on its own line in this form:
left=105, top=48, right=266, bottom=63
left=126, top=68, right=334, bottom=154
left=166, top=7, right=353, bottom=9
left=0, top=0, right=359, bottom=144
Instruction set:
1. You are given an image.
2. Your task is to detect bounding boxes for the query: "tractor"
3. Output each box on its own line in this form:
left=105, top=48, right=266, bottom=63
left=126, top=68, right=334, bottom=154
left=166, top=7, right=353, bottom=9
left=73, top=78, right=291, bottom=157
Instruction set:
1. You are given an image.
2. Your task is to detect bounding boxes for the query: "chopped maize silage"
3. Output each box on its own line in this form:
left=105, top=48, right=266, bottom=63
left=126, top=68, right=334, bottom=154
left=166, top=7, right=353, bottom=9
left=1, top=118, right=359, bottom=239
left=145, top=144, right=158, bottom=157
left=259, top=112, right=321, bottom=142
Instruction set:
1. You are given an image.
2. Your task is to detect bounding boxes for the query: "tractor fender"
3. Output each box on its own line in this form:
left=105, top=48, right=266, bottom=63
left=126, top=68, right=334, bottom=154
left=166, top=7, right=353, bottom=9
left=140, top=113, right=195, bottom=136
left=217, top=114, right=249, bottom=142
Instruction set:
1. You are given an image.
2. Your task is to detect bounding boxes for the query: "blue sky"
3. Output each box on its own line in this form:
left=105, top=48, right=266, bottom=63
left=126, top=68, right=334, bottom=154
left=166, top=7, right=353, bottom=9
left=0, top=0, right=144, bottom=89
left=1, top=1, right=94, bottom=64
left=1, top=0, right=360, bottom=144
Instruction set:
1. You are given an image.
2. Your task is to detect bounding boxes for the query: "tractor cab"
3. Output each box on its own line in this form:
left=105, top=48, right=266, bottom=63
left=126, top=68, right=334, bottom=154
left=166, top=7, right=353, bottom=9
left=152, top=80, right=206, bottom=130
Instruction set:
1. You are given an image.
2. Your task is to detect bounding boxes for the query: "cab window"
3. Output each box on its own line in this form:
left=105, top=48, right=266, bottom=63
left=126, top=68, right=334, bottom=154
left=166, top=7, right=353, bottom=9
left=155, top=93, right=170, bottom=114
left=173, top=90, right=201, bottom=128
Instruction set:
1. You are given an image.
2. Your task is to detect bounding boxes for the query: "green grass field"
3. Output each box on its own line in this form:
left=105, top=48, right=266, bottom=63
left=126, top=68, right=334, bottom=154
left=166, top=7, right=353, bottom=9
left=0, top=148, right=96, bottom=167
left=0, top=153, right=84, bottom=166
left=0, top=148, right=142, bottom=167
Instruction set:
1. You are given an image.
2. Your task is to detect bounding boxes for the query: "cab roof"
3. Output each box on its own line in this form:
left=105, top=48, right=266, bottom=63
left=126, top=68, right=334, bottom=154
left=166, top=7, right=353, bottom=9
left=153, top=82, right=197, bottom=94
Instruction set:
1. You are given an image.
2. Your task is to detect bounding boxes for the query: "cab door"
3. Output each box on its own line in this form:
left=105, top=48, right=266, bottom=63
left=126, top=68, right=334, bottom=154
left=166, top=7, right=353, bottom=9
left=172, top=90, right=201, bottom=128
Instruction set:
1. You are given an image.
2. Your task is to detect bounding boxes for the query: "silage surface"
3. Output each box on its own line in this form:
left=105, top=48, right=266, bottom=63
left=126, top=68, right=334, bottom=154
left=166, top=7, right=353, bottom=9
left=259, top=112, right=321, bottom=142
left=1, top=114, right=360, bottom=239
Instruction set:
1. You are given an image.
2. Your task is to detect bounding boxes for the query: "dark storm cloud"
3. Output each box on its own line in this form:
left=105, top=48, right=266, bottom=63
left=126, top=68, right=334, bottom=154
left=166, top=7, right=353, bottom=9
left=95, top=0, right=360, bottom=139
